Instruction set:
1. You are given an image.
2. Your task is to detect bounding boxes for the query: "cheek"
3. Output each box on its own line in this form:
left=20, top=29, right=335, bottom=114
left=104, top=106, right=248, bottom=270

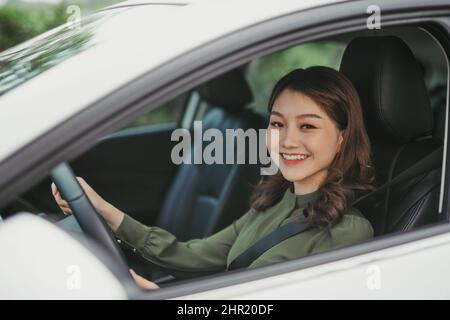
left=266, top=128, right=280, bottom=152
left=308, top=132, right=340, bottom=160
left=323, top=135, right=338, bottom=160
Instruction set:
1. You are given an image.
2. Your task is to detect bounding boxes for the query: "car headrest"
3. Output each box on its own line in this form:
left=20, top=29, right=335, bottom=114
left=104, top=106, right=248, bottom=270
left=340, top=36, right=433, bottom=144
left=197, top=68, right=253, bottom=113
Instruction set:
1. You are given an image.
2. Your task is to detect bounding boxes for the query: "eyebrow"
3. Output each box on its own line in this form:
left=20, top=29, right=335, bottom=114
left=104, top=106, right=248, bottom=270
left=270, top=110, right=323, bottom=120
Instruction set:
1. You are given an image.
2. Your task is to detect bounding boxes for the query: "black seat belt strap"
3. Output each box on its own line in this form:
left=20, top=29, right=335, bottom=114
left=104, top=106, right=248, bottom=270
left=228, top=220, right=312, bottom=270
left=349, top=145, right=442, bottom=207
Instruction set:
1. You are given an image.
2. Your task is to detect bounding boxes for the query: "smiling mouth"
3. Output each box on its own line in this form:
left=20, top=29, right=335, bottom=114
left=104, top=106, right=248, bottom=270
left=280, top=153, right=310, bottom=165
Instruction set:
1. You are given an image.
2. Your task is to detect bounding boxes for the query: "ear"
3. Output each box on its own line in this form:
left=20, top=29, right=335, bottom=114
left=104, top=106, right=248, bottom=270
left=337, top=132, right=344, bottom=152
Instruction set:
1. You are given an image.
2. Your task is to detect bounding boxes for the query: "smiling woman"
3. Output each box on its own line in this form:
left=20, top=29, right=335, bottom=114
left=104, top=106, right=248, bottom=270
left=51, top=66, right=376, bottom=290
left=259, top=66, right=376, bottom=227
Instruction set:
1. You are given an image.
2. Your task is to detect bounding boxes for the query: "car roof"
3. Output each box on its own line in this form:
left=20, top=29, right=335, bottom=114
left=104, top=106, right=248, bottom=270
left=0, top=0, right=343, bottom=162
left=106, top=0, right=332, bottom=8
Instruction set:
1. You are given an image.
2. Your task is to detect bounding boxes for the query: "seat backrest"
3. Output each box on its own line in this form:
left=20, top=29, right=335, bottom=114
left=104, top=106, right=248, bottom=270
left=433, top=101, right=446, bottom=143
left=340, top=36, right=443, bottom=235
left=156, top=69, right=266, bottom=241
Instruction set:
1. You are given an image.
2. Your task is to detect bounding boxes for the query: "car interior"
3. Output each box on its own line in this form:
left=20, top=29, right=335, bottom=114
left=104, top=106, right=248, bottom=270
left=0, top=25, right=448, bottom=286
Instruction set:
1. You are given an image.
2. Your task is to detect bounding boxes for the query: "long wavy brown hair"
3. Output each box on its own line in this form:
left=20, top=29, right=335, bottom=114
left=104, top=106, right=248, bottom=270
left=250, top=66, right=376, bottom=228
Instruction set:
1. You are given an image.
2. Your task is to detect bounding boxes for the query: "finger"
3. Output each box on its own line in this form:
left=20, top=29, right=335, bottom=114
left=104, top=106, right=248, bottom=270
left=129, top=269, right=160, bottom=290
left=55, top=197, right=68, bottom=206
left=56, top=199, right=71, bottom=212
left=52, top=185, right=63, bottom=200
left=76, top=177, right=90, bottom=192
left=63, top=209, right=73, bottom=216
left=52, top=188, right=61, bottom=200
left=58, top=206, right=69, bottom=215
left=59, top=204, right=70, bottom=211
left=53, top=191, right=68, bottom=205
left=53, top=193, right=62, bottom=204
left=76, top=177, right=85, bottom=183
left=60, top=206, right=72, bottom=215
left=51, top=183, right=57, bottom=196
left=58, top=200, right=70, bottom=208
left=129, top=269, right=138, bottom=279
left=76, top=177, right=86, bottom=187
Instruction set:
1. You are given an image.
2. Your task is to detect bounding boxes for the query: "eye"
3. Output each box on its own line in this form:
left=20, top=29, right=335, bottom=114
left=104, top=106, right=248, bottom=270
left=300, top=123, right=316, bottom=130
left=269, top=121, right=283, bottom=128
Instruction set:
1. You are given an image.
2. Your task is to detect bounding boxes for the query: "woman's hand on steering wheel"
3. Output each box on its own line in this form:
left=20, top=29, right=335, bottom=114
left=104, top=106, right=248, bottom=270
left=129, top=269, right=160, bottom=290
left=51, top=175, right=160, bottom=291
left=51, top=177, right=124, bottom=232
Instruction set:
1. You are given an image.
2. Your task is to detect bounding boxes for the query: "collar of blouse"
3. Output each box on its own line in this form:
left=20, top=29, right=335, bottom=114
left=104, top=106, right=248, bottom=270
left=284, top=186, right=323, bottom=210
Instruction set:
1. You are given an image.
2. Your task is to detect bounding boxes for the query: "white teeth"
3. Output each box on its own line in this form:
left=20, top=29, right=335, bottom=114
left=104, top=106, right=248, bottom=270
left=282, top=153, right=309, bottom=160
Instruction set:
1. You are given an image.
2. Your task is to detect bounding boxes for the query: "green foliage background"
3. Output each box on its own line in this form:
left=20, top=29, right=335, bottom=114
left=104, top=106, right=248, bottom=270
left=246, top=42, right=346, bottom=111
left=0, top=4, right=66, bottom=52
left=0, top=1, right=120, bottom=52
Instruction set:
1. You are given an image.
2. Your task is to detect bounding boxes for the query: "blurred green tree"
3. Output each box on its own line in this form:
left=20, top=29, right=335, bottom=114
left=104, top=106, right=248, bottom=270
left=246, top=41, right=346, bottom=111
left=0, top=4, right=68, bottom=52
left=0, top=1, right=121, bottom=52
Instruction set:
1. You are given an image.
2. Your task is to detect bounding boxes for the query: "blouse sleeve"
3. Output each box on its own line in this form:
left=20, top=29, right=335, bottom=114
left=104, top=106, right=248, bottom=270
left=114, top=208, right=254, bottom=278
left=309, top=207, right=374, bottom=255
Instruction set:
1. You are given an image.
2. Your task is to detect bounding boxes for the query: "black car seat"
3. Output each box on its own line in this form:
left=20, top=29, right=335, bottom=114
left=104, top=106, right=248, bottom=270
left=433, top=99, right=446, bottom=143
left=340, top=36, right=444, bottom=236
left=155, top=69, right=266, bottom=242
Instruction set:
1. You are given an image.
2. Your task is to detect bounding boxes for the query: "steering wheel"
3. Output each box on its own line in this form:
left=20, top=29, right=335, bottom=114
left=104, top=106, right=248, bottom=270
left=50, top=162, right=136, bottom=287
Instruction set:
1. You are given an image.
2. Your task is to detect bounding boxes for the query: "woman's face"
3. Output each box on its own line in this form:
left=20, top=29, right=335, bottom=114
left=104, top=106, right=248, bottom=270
left=267, top=89, right=343, bottom=194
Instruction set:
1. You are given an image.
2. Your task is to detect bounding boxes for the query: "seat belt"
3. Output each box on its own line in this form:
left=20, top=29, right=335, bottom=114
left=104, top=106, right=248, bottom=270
left=228, top=146, right=443, bottom=271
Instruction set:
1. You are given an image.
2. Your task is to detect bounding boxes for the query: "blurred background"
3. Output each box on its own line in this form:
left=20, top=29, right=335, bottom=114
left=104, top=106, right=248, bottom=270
left=0, top=0, right=122, bottom=52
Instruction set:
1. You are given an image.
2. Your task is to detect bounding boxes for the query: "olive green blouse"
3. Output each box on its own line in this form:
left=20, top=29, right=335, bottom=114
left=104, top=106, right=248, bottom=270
left=115, top=187, right=373, bottom=278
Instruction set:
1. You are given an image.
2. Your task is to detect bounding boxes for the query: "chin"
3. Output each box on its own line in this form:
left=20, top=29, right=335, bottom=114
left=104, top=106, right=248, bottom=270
left=279, top=170, right=310, bottom=183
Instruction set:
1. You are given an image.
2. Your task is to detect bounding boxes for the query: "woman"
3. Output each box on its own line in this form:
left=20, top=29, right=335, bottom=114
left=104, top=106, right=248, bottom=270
left=52, top=66, right=376, bottom=290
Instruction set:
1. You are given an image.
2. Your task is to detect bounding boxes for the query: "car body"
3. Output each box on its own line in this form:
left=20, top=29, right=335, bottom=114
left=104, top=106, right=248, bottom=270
left=0, top=0, right=450, bottom=299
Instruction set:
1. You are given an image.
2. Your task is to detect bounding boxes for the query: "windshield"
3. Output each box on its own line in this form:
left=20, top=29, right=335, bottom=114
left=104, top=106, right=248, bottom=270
left=0, top=9, right=122, bottom=97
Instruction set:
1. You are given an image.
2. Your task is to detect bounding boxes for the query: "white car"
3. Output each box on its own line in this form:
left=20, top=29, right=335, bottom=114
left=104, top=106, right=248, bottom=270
left=0, top=0, right=449, bottom=299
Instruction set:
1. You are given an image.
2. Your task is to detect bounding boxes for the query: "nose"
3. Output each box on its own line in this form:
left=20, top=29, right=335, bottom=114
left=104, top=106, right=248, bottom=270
left=281, top=124, right=300, bottom=149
